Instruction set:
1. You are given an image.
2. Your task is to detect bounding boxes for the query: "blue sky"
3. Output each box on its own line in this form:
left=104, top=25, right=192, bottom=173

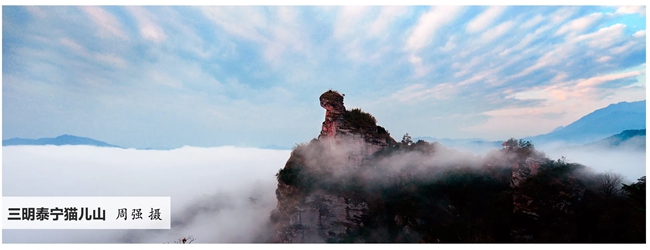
left=2, top=5, right=647, bottom=149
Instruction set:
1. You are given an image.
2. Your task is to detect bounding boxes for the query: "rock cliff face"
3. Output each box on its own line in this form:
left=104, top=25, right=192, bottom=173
left=271, top=90, right=396, bottom=243
left=268, top=90, right=610, bottom=243
left=318, top=90, right=346, bottom=139
left=502, top=142, right=588, bottom=242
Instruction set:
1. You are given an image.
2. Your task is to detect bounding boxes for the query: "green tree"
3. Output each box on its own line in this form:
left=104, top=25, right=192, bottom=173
left=401, top=133, right=413, bottom=146
left=622, top=176, right=645, bottom=210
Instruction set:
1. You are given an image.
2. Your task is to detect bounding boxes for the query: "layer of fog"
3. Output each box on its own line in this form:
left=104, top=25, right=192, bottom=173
left=420, top=139, right=645, bottom=184
left=2, top=145, right=291, bottom=243
left=537, top=140, right=646, bottom=183
left=3, top=138, right=645, bottom=243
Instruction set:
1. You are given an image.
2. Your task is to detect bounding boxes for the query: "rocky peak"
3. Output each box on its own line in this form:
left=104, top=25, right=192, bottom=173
left=317, top=90, right=397, bottom=149
left=318, top=90, right=346, bottom=139
left=270, top=90, right=400, bottom=243
left=267, top=91, right=628, bottom=243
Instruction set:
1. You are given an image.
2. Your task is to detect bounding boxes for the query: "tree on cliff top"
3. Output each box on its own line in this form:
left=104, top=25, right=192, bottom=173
left=343, top=108, right=377, bottom=131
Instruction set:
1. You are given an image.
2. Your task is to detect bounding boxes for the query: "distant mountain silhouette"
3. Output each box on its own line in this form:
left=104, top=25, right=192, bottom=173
left=583, top=129, right=646, bottom=150
left=2, top=134, right=121, bottom=148
left=524, top=100, right=645, bottom=145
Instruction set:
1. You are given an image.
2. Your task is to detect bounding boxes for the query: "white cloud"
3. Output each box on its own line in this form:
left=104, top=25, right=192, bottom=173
left=610, top=42, right=635, bottom=54
left=150, top=70, right=183, bottom=88
left=615, top=6, right=645, bottom=16
left=25, top=6, right=46, bottom=19
left=501, top=25, right=549, bottom=56
left=575, top=70, right=643, bottom=88
left=370, top=6, right=408, bottom=37
left=633, top=30, right=645, bottom=37
left=80, top=6, right=128, bottom=40
left=127, top=6, right=167, bottom=43
left=520, top=14, right=544, bottom=29
left=457, top=73, right=488, bottom=86
left=555, top=13, right=602, bottom=36
left=574, top=23, right=626, bottom=48
left=390, top=83, right=458, bottom=103
left=500, top=32, right=536, bottom=57
left=405, top=6, right=463, bottom=52
left=457, top=65, right=505, bottom=86
left=277, top=6, right=298, bottom=24
left=550, top=7, right=576, bottom=24
left=454, top=56, right=484, bottom=78
left=512, top=43, right=576, bottom=78
left=263, top=7, right=309, bottom=63
left=333, top=6, right=370, bottom=39
left=95, top=53, right=127, bottom=69
left=440, top=36, right=456, bottom=52
left=466, top=6, right=506, bottom=33
left=513, top=23, right=629, bottom=79
left=404, top=6, right=462, bottom=78
left=408, top=55, right=423, bottom=64
left=198, top=6, right=308, bottom=64
left=2, top=146, right=291, bottom=243
left=480, top=21, right=515, bottom=43
left=59, top=38, right=87, bottom=55
left=199, top=7, right=268, bottom=43
left=597, top=56, right=612, bottom=63
left=534, top=24, right=552, bottom=35
left=407, top=55, right=432, bottom=77
left=476, top=66, right=646, bottom=145
left=512, top=69, right=644, bottom=104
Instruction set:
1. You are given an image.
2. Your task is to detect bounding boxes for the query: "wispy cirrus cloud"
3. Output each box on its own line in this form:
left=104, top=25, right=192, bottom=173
left=333, top=6, right=371, bottom=39
left=198, top=6, right=310, bottom=65
left=3, top=6, right=646, bottom=147
left=127, top=6, right=167, bottom=43
left=405, top=6, right=464, bottom=52
left=520, top=14, right=544, bottom=29
left=573, top=23, right=626, bottom=48
left=480, top=20, right=515, bottom=43
left=466, top=6, right=506, bottom=33
left=615, top=6, right=645, bottom=16
left=80, top=6, right=129, bottom=40
left=632, top=30, right=645, bottom=37
left=390, top=83, right=458, bottom=103
left=370, top=6, right=408, bottom=37
left=404, top=6, right=463, bottom=77
left=555, top=12, right=603, bottom=36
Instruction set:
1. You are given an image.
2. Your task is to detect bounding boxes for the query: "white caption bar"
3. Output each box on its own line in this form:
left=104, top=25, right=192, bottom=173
left=3, top=197, right=171, bottom=229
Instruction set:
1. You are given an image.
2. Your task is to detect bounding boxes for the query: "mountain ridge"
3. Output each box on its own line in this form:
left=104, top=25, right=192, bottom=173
left=523, top=100, right=645, bottom=145
left=2, top=134, right=121, bottom=148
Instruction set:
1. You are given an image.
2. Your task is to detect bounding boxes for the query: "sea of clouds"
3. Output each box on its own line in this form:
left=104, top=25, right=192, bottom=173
left=2, top=142, right=645, bottom=243
left=2, top=145, right=290, bottom=243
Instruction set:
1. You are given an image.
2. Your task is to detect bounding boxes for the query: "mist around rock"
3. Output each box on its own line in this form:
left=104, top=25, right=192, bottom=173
left=2, top=135, right=646, bottom=243
left=272, top=134, right=646, bottom=243
left=2, top=145, right=288, bottom=243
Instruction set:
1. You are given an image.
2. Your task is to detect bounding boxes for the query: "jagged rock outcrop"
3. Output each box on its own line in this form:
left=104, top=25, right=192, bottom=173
left=271, top=90, right=397, bottom=243
left=268, top=91, right=632, bottom=243
left=318, top=90, right=346, bottom=139
left=318, top=90, right=396, bottom=149
left=504, top=144, right=587, bottom=243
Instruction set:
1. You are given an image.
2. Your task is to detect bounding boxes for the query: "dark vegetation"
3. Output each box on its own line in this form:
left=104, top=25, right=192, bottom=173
left=340, top=108, right=395, bottom=145
left=165, top=236, right=195, bottom=244
left=343, top=108, right=378, bottom=131
left=275, top=136, right=646, bottom=243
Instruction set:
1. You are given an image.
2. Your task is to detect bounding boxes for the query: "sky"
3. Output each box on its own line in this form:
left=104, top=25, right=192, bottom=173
left=1, top=5, right=647, bottom=149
